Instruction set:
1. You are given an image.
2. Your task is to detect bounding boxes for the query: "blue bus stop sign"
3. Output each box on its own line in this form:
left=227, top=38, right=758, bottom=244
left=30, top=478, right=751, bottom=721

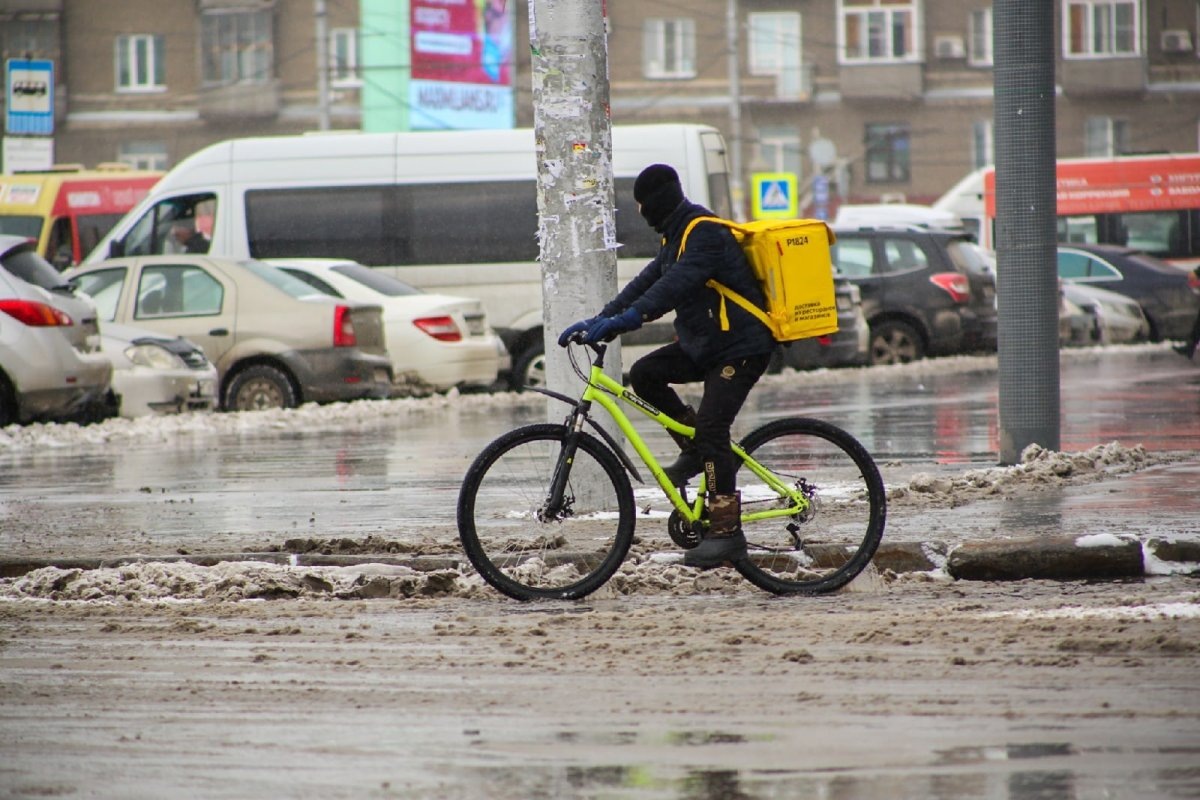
left=5, top=58, right=55, bottom=135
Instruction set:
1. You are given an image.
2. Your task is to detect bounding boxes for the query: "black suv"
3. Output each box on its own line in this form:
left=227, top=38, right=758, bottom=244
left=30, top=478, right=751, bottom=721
left=831, top=227, right=997, bottom=364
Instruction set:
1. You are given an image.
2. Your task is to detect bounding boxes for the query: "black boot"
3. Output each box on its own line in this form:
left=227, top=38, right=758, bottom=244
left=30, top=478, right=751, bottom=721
left=663, top=407, right=703, bottom=485
left=684, top=492, right=747, bottom=569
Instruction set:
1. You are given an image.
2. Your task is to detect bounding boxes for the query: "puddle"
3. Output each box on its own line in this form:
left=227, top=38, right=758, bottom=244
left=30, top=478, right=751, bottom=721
left=453, top=736, right=1200, bottom=799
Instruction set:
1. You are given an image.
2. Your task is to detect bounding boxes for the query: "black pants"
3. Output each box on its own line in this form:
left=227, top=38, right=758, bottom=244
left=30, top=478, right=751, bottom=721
left=628, top=342, right=771, bottom=494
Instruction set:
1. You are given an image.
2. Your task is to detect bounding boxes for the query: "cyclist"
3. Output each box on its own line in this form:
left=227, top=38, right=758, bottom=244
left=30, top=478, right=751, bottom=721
left=558, top=164, right=775, bottom=569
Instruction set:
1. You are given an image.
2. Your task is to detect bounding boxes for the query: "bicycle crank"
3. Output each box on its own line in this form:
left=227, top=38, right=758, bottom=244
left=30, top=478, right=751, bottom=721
left=667, top=510, right=702, bottom=550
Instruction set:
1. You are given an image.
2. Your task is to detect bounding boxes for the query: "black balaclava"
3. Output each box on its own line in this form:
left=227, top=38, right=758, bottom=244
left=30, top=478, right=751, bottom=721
left=633, top=163, right=685, bottom=231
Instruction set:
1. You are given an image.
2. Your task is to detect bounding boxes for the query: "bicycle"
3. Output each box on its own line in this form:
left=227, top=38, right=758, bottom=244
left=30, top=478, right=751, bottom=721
left=457, top=335, right=886, bottom=601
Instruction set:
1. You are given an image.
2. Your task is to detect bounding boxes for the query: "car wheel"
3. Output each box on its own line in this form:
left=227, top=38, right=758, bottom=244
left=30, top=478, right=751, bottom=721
left=0, top=373, right=16, bottom=427
left=511, top=341, right=545, bottom=391
left=225, top=365, right=298, bottom=411
left=75, top=390, right=121, bottom=425
left=870, top=320, right=924, bottom=365
left=766, top=345, right=786, bottom=375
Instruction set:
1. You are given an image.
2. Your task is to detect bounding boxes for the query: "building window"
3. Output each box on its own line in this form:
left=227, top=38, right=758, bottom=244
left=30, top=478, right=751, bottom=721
left=864, top=123, right=910, bottom=183
left=840, top=0, right=919, bottom=63
left=1, top=16, right=58, bottom=56
left=115, top=35, right=165, bottom=92
left=971, top=121, right=993, bottom=170
left=201, top=9, right=273, bottom=85
left=749, top=12, right=803, bottom=97
left=643, top=18, right=696, bottom=79
left=968, top=8, right=993, bottom=66
left=1085, top=116, right=1130, bottom=156
left=1064, top=0, right=1139, bottom=57
left=330, top=27, right=360, bottom=87
left=118, top=140, right=168, bottom=171
left=756, top=126, right=803, bottom=179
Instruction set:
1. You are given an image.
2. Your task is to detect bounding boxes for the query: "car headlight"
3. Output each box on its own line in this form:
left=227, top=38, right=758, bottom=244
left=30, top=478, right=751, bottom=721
left=124, top=343, right=187, bottom=370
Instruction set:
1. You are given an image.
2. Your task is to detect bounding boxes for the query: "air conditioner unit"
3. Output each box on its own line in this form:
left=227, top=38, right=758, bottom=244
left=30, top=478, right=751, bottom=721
left=934, top=35, right=966, bottom=59
left=1160, top=29, right=1194, bottom=54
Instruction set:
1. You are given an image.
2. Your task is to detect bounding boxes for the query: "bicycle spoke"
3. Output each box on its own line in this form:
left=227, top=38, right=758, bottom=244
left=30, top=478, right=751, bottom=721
left=734, top=418, right=886, bottom=595
left=458, top=424, right=635, bottom=600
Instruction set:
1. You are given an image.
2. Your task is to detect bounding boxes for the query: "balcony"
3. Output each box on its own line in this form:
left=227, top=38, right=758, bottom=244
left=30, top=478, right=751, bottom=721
left=198, top=79, right=281, bottom=121
left=838, top=62, right=923, bottom=100
left=742, top=63, right=816, bottom=104
left=1061, top=56, right=1147, bottom=96
left=0, top=0, right=63, bottom=11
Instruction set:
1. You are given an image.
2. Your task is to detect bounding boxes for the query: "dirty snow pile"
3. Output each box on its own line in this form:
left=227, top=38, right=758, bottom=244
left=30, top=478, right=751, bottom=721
left=0, top=554, right=759, bottom=603
left=0, top=388, right=544, bottom=453
left=889, top=440, right=1173, bottom=506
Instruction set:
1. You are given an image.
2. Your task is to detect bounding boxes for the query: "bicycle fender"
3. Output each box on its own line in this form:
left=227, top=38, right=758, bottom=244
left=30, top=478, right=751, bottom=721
left=527, top=387, right=645, bottom=484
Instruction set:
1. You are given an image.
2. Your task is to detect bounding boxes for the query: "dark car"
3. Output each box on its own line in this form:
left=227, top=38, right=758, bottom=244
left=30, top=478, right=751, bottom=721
left=831, top=227, right=998, bottom=364
left=1056, top=244, right=1200, bottom=342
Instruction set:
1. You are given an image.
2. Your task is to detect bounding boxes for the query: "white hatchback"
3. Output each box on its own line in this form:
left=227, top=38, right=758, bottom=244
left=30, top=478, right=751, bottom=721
left=270, top=259, right=507, bottom=393
left=0, top=264, right=112, bottom=426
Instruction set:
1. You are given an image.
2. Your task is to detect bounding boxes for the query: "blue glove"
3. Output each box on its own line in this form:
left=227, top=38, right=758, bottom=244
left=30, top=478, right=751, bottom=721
left=583, top=307, right=642, bottom=344
left=558, top=317, right=596, bottom=347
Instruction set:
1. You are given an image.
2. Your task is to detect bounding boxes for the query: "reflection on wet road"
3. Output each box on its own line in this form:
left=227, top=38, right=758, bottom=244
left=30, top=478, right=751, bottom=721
left=0, top=348, right=1197, bottom=555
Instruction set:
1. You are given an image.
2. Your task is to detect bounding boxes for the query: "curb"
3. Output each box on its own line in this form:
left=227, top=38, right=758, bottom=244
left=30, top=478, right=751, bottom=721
left=1, top=537, right=1197, bottom=583
left=871, top=536, right=1200, bottom=580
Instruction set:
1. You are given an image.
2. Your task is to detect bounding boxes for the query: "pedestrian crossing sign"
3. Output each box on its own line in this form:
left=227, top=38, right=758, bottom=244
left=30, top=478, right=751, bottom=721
left=751, top=172, right=798, bottom=219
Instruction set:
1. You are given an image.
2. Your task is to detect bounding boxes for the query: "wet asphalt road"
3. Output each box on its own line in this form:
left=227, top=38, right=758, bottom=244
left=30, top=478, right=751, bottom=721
left=0, top=346, right=1197, bottom=559
left=1, top=345, right=1198, bottom=800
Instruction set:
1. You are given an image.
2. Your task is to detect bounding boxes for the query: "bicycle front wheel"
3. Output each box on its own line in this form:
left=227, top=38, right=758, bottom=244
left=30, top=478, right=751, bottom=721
left=457, top=423, right=636, bottom=601
left=734, top=417, right=886, bottom=595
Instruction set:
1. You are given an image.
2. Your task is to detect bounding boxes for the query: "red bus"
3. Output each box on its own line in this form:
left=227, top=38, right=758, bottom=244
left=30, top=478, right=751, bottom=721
left=931, top=153, right=1200, bottom=268
left=979, top=153, right=1200, bottom=267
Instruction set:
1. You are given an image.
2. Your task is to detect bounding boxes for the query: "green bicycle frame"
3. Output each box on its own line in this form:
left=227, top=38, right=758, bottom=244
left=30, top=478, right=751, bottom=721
left=577, top=361, right=810, bottom=526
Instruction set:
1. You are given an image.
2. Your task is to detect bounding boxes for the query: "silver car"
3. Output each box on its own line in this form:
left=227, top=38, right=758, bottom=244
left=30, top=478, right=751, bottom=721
left=100, top=322, right=218, bottom=418
left=0, top=258, right=112, bottom=426
left=1060, top=281, right=1151, bottom=347
left=66, top=255, right=393, bottom=411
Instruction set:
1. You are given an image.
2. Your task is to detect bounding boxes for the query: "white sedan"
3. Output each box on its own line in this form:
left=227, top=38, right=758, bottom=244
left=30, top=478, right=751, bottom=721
left=100, top=323, right=218, bottom=418
left=269, top=259, right=507, bottom=393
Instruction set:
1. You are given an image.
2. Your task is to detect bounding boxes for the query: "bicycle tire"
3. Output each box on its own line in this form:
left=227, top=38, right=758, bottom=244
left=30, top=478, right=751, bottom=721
left=457, top=423, right=636, bottom=601
left=732, top=417, right=886, bottom=595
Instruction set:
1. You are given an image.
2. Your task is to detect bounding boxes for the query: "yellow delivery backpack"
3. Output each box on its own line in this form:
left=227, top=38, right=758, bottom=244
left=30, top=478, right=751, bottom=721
left=678, top=216, right=839, bottom=342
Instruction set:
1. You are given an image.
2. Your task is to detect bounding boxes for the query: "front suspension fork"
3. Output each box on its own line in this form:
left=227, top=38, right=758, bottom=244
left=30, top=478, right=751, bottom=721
left=541, top=409, right=587, bottom=519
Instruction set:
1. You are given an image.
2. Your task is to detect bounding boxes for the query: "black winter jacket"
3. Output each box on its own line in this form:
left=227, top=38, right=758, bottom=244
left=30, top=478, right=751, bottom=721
left=601, top=201, right=776, bottom=368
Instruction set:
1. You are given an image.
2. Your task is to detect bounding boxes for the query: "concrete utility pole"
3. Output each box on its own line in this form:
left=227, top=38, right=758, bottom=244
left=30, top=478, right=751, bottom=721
left=530, top=0, right=620, bottom=404
left=314, top=0, right=330, bottom=131
left=726, top=0, right=746, bottom=221
left=993, top=0, right=1060, bottom=464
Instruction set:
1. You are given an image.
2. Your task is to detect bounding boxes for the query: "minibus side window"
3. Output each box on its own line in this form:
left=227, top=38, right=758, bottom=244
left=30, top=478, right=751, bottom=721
left=613, top=177, right=661, bottom=259
left=402, top=181, right=538, bottom=265
left=246, top=186, right=391, bottom=265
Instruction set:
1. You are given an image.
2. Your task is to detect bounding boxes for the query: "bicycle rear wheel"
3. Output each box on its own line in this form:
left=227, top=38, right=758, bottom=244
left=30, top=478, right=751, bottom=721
left=457, top=423, right=636, bottom=601
left=733, top=417, right=886, bottom=595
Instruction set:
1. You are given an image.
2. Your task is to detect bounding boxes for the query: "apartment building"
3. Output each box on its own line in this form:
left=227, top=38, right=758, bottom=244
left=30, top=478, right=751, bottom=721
left=2, top=0, right=1198, bottom=216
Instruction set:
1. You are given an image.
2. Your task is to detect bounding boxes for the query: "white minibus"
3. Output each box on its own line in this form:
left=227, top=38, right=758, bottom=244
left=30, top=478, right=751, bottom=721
left=85, top=124, right=734, bottom=388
